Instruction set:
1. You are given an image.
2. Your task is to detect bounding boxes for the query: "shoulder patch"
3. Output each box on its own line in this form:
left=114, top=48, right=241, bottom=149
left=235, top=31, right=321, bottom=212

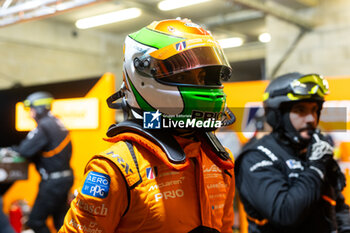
left=146, top=167, right=158, bottom=179
left=82, top=171, right=110, bottom=198
left=27, top=128, right=38, bottom=140
left=250, top=160, right=273, bottom=172
left=105, top=150, right=134, bottom=175
left=98, top=141, right=142, bottom=189
left=257, top=145, right=278, bottom=161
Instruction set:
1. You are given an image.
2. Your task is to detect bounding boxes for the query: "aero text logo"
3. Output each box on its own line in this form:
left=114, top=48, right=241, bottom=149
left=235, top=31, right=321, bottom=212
left=82, top=171, right=110, bottom=198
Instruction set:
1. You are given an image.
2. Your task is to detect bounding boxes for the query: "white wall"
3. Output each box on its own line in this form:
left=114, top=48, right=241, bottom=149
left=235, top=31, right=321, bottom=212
left=0, top=19, right=125, bottom=89
left=266, top=0, right=350, bottom=78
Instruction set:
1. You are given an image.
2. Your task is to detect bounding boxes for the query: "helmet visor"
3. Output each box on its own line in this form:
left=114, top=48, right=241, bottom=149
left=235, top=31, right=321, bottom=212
left=135, top=46, right=232, bottom=86
left=290, top=74, right=329, bottom=97
left=23, top=97, right=53, bottom=109
left=158, top=66, right=230, bottom=86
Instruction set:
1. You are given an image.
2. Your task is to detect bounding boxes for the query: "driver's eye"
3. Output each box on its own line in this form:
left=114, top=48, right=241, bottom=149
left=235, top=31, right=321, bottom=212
left=198, top=71, right=206, bottom=84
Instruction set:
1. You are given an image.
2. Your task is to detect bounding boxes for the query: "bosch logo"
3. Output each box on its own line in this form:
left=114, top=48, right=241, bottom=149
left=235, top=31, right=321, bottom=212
left=75, top=197, right=108, bottom=216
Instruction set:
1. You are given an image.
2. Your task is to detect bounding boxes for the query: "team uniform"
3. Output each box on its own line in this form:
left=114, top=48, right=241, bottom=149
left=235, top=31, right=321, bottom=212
left=235, top=133, right=350, bottom=233
left=12, top=112, right=73, bottom=232
left=60, top=18, right=236, bottom=233
left=235, top=72, right=350, bottom=233
left=60, top=131, right=235, bottom=233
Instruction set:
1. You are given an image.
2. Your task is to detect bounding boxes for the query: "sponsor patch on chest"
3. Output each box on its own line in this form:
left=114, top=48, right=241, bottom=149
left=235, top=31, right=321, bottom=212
left=154, top=189, right=184, bottom=202
left=285, top=159, right=304, bottom=170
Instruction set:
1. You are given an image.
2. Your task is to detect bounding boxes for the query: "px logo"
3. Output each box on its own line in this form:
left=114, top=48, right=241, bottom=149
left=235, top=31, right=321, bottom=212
left=143, top=110, right=161, bottom=129
left=82, top=171, right=110, bottom=198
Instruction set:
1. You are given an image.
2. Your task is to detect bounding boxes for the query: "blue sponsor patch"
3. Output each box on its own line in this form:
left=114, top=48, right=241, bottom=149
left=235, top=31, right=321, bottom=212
left=82, top=171, right=110, bottom=198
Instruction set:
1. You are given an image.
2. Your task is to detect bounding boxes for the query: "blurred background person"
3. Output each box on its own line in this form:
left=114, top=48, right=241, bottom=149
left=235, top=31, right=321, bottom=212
left=5, top=91, right=74, bottom=233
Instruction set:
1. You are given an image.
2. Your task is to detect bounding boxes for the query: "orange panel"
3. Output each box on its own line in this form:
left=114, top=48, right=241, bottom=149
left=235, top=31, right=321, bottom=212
left=343, top=169, right=350, bottom=206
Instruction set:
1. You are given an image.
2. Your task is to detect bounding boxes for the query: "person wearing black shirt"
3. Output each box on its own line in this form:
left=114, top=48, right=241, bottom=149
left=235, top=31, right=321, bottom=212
left=235, top=73, right=350, bottom=233
left=10, top=92, right=73, bottom=233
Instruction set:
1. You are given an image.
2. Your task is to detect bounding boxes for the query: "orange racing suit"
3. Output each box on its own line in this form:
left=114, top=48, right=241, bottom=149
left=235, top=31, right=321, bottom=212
left=59, top=132, right=235, bottom=233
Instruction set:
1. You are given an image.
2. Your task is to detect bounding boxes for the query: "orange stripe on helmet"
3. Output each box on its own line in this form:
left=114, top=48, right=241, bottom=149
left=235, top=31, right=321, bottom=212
left=150, top=38, right=220, bottom=60
left=148, top=19, right=210, bottom=37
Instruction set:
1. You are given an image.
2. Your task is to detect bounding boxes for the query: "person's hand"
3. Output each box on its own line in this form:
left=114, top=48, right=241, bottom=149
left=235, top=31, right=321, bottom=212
left=307, top=132, right=334, bottom=179
left=308, top=132, right=334, bottom=161
left=327, top=159, right=346, bottom=192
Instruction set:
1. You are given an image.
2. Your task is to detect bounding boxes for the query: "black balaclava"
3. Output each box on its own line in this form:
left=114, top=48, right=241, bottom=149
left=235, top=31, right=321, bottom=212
left=276, top=101, right=322, bottom=150
left=32, top=106, right=50, bottom=122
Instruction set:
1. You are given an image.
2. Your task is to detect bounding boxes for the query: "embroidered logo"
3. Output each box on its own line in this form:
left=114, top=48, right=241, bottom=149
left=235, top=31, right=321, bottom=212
left=106, top=151, right=133, bottom=174
left=146, top=167, right=158, bottom=179
left=249, top=160, right=273, bottom=172
left=286, top=159, right=304, bottom=170
left=175, top=41, right=186, bottom=51
left=257, top=145, right=278, bottom=161
left=82, top=171, right=110, bottom=198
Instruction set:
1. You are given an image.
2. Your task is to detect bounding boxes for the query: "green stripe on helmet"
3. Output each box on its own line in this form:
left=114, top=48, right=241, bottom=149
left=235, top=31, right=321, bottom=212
left=128, top=78, right=156, bottom=112
left=129, top=27, right=184, bottom=49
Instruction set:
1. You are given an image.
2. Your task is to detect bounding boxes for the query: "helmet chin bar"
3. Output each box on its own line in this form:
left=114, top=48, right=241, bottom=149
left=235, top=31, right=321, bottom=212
left=32, top=106, right=50, bottom=121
